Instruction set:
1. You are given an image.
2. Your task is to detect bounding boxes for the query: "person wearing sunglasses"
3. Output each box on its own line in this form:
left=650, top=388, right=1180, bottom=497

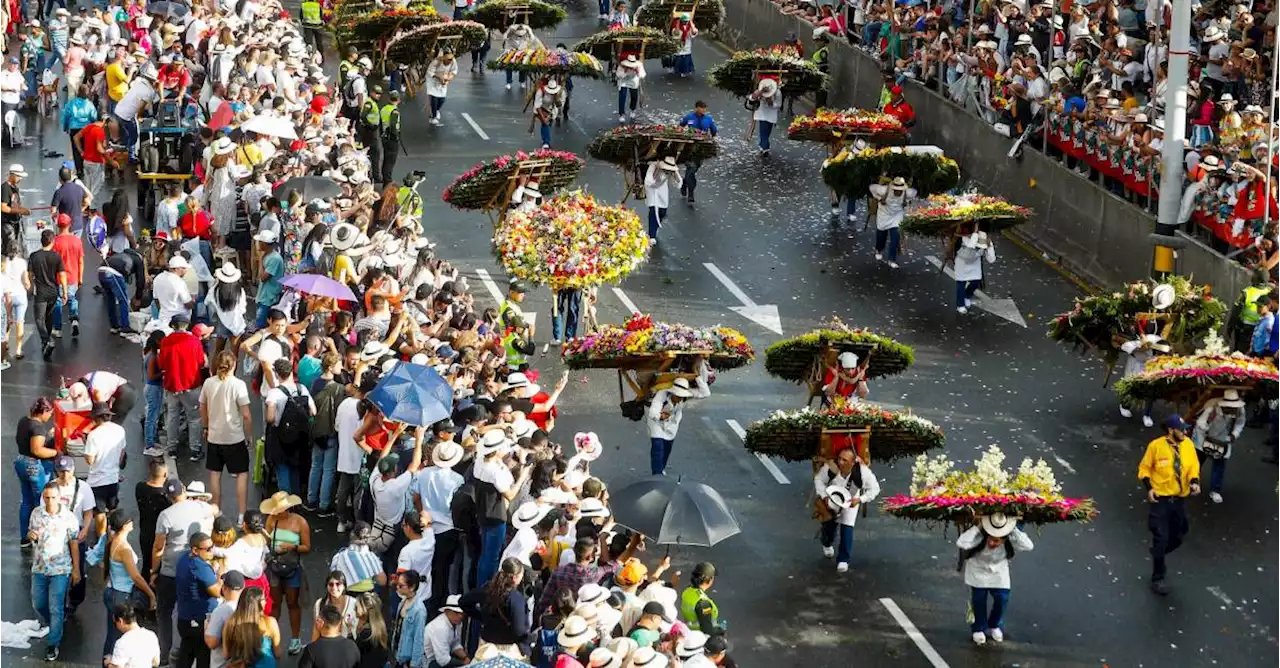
left=174, top=532, right=222, bottom=668
left=312, top=571, right=359, bottom=641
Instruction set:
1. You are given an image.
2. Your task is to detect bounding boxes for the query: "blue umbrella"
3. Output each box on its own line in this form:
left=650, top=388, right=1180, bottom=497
left=367, top=362, right=454, bottom=427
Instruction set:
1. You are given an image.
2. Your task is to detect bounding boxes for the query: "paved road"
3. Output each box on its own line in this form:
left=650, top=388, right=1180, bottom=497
left=2, top=6, right=1277, bottom=668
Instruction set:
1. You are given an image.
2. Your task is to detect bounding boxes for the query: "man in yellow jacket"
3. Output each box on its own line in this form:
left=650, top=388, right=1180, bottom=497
left=1137, top=415, right=1201, bottom=596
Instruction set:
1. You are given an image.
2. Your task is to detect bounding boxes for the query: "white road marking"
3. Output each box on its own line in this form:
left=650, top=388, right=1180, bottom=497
left=611, top=287, right=640, bottom=315
left=475, top=268, right=535, bottom=328
left=1052, top=453, right=1077, bottom=475
left=460, top=113, right=490, bottom=141
left=878, top=598, right=951, bottom=668
left=725, top=419, right=790, bottom=484
left=701, top=262, right=783, bottom=335
left=924, top=255, right=1028, bottom=328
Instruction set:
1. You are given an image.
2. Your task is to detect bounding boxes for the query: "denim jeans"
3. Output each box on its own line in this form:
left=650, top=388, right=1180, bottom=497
left=32, top=573, right=70, bottom=647
left=539, top=121, right=552, bottom=147
left=165, top=389, right=203, bottom=457
left=254, top=303, right=272, bottom=330
left=862, top=21, right=881, bottom=47
left=52, top=283, right=79, bottom=330
left=277, top=461, right=298, bottom=495
left=550, top=289, right=581, bottom=342
left=307, top=436, right=338, bottom=509
left=476, top=522, right=507, bottom=587
left=598, top=0, right=608, bottom=13
left=102, top=587, right=143, bottom=657
left=144, top=383, right=164, bottom=448
left=874, top=227, right=901, bottom=262
left=683, top=161, right=701, bottom=198
left=1197, top=451, right=1227, bottom=493
left=757, top=120, right=774, bottom=150
left=650, top=437, right=674, bottom=475
left=617, top=87, right=639, bottom=116
left=647, top=207, right=667, bottom=238
left=674, top=53, right=694, bottom=76
left=429, top=95, right=446, bottom=118
left=956, top=280, right=980, bottom=307
left=117, top=115, right=139, bottom=160
left=14, top=456, right=53, bottom=538
left=819, top=520, right=854, bottom=563
left=100, top=271, right=131, bottom=329
left=505, top=70, right=526, bottom=85
left=969, top=587, right=1010, bottom=633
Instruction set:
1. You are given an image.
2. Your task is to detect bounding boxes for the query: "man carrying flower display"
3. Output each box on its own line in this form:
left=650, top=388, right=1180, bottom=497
left=955, top=514, right=1034, bottom=645
left=616, top=53, right=645, bottom=124
left=647, top=357, right=710, bottom=475
left=644, top=157, right=682, bottom=242
left=821, top=351, right=869, bottom=406
left=1137, top=415, right=1201, bottom=596
left=868, top=175, right=916, bottom=269
left=678, top=101, right=717, bottom=206
left=532, top=79, right=564, bottom=149
left=813, top=447, right=880, bottom=573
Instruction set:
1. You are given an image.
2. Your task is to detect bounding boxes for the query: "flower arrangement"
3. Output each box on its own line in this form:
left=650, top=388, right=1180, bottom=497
left=764, top=321, right=915, bottom=382
left=488, top=49, right=605, bottom=78
left=574, top=27, right=681, bottom=61
left=1114, top=352, right=1279, bottom=405
left=442, top=149, right=585, bottom=211
left=900, top=193, right=1033, bottom=236
left=821, top=147, right=961, bottom=199
left=493, top=191, right=649, bottom=290
left=561, top=313, right=755, bottom=370
left=339, top=6, right=440, bottom=41
left=587, top=124, right=719, bottom=167
left=464, top=0, right=566, bottom=30
left=881, top=446, right=1098, bottom=526
left=635, top=0, right=725, bottom=30
left=744, top=404, right=944, bottom=463
left=1047, top=276, right=1227, bottom=356
left=385, top=21, right=489, bottom=63
left=787, top=109, right=906, bottom=145
left=707, top=51, right=827, bottom=98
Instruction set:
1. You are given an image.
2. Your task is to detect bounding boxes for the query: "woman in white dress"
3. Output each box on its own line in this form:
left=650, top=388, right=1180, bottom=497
left=205, top=137, right=240, bottom=245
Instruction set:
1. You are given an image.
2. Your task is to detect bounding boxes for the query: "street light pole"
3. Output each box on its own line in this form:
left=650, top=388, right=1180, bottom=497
left=1152, top=0, right=1192, bottom=277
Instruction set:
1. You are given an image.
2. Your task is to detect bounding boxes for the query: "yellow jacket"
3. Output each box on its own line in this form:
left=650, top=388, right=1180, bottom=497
left=1137, top=436, right=1201, bottom=497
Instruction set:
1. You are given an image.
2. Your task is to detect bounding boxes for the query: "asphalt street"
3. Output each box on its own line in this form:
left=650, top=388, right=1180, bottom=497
left=2, top=5, right=1278, bottom=668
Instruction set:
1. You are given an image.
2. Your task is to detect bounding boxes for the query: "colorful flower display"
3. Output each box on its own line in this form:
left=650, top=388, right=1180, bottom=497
left=744, top=404, right=944, bottom=463
left=821, top=147, right=961, bottom=198
left=764, top=322, right=915, bottom=382
left=901, top=193, right=1032, bottom=236
left=707, top=50, right=827, bottom=98
left=339, top=6, right=440, bottom=41
left=574, top=27, right=681, bottom=61
left=881, top=446, right=1098, bottom=526
left=385, top=21, right=488, bottom=64
left=1114, top=353, right=1279, bottom=405
left=587, top=124, right=719, bottom=167
left=1047, top=276, right=1227, bottom=356
left=443, top=149, right=585, bottom=211
left=787, top=108, right=906, bottom=144
left=561, top=313, right=755, bottom=370
left=464, top=0, right=566, bottom=30
left=493, top=191, right=649, bottom=290
left=488, top=49, right=604, bottom=78
left=635, top=0, right=725, bottom=30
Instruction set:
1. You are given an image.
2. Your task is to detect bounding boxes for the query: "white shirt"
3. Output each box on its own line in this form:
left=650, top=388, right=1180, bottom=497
left=184, top=18, right=207, bottom=47
left=113, top=79, right=157, bottom=121
left=867, top=184, right=918, bottom=230
left=1, top=70, right=26, bottom=105
left=812, top=463, right=880, bottom=526
left=53, top=478, right=95, bottom=529
left=1205, top=42, right=1230, bottom=81
left=152, top=271, right=192, bottom=326
left=199, top=375, right=251, bottom=445
left=955, top=525, right=1034, bottom=589
left=645, top=364, right=710, bottom=440
left=371, top=472, right=414, bottom=525
left=84, top=422, right=127, bottom=487
left=953, top=239, right=995, bottom=282
left=500, top=526, right=539, bottom=566
left=221, top=538, right=268, bottom=579
left=752, top=93, right=780, bottom=123
left=617, top=62, right=645, bottom=89
left=85, top=371, right=129, bottom=400
left=211, top=288, right=247, bottom=336
left=109, top=626, right=161, bottom=668
left=424, top=613, right=462, bottom=668
left=413, top=466, right=464, bottom=534
left=474, top=457, right=515, bottom=494
left=425, top=59, right=457, bottom=98
left=397, top=535, right=436, bottom=596
left=257, top=337, right=289, bottom=395
left=264, top=381, right=315, bottom=426
left=335, top=398, right=364, bottom=474
left=644, top=163, right=682, bottom=209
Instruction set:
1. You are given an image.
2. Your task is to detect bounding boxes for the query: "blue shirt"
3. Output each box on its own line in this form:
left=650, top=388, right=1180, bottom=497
left=1063, top=96, right=1086, bottom=114
left=61, top=97, right=98, bottom=132
left=174, top=551, right=219, bottom=621
left=1252, top=312, right=1278, bottom=355
left=256, top=251, right=286, bottom=306
left=679, top=111, right=718, bottom=136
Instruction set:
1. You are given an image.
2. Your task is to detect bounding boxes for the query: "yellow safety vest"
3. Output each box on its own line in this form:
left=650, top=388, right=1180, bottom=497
left=339, top=60, right=355, bottom=88
left=503, top=332, right=527, bottom=368
left=380, top=104, right=400, bottom=140
left=300, top=0, right=322, bottom=26
left=1240, top=286, right=1269, bottom=325
left=397, top=186, right=423, bottom=219
left=679, top=586, right=718, bottom=628
left=361, top=99, right=381, bottom=127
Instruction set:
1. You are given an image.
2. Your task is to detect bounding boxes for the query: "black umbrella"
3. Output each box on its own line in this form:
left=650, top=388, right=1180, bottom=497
left=273, top=175, right=342, bottom=201
left=148, top=1, right=189, bottom=18
left=609, top=476, right=741, bottom=547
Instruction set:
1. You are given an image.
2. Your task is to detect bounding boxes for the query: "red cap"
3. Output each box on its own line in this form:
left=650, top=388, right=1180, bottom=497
left=309, top=96, right=328, bottom=114
left=56, top=213, right=71, bottom=227
left=154, top=231, right=169, bottom=241
left=193, top=323, right=215, bottom=338
left=891, top=85, right=903, bottom=95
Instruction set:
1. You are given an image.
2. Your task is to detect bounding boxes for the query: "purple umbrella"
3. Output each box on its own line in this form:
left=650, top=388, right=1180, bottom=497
left=280, top=274, right=358, bottom=302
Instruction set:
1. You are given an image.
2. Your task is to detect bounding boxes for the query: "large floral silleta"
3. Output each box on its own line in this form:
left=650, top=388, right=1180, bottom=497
left=560, top=313, right=754, bottom=370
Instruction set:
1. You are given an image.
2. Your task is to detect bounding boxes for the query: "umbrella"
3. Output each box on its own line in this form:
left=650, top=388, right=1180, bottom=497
left=367, top=362, right=454, bottom=427
left=240, top=114, right=298, bottom=140
left=273, top=175, right=342, bottom=200
left=148, top=1, right=189, bottom=18
left=469, top=658, right=531, bottom=668
left=609, top=476, right=741, bottom=547
left=280, top=273, right=358, bottom=302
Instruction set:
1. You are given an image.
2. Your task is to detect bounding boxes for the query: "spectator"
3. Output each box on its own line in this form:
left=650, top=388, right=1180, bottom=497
left=204, top=571, right=246, bottom=668
left=108, top=603, right=162, bottom=668
left=49, top=212, right=84, bottom=338
left=27, top=228, right=66, bottom=360
left=29, top=481, right=81, bottom=662
left=199, top=350, right=253, bottom=518
left=175, top=532, right=221, bottom=668
left=158, top=313, right=207, bottom=461
left=151, top=480, right=217, bottom=663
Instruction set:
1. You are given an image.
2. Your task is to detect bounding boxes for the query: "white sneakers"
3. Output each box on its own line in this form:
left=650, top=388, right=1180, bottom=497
left=965, top=298, right=973, bottom=308
left=874, top=252, right=883, bottom=261
left=505, top=83, right=512, bottom=90
left=887, top=261, right=899, bottom=269
left=989, top=628, right=1003, bottom=643
left=619, top=114, right=627, bottom=123
left=1210, top=491, right=1223, bottom=503
left=429, top=116, right=441, bottom=126
left=836, top=562, right=849, bottom=573
left=822, top=545, right=835, bottom=559
left=1142, top=415, right=1154, bottom=428
left=972, top=631, right=986, bottom=645
left=1119, top=406, right=1133, bottom=418
left=957, top=307, right=968, bottom=315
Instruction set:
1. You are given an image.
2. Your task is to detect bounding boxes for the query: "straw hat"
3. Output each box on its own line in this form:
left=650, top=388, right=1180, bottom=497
left=755, top=77, right=779, bottom=96
left=511, top=501, right=552, bottom=530
left=980, top=512, right=1018, bottom=538
left=215, top=264, right=242, bottom=283
left=658, top=155, right=679, bottom=172
left=620, top=53, right=642, bottom=69
left=259, top=491, right=303, bottom=515
left=431, top=440, right=465, bottom=468
left=1218, top=389, right=1245, bottom=409
left=544, top=79, right=561, bottom=94
left=557, top=616, right=596, bottom=647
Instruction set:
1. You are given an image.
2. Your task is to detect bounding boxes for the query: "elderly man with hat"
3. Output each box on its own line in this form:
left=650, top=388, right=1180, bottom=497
left=1191, top=389, right=1247, bottom=504
left=643, top=156, right=681, bottom=242
left=646, top=357, right=709, bottom=475
left=533, top=77, right=565, bottom=149
left=501, top=23, right=541, bottom=89
left=1, top=56, right=28, bottom=146
left=953, top=227, right=996, bottom=315
left=814, top=444, right=879, bottom=573
left=867, top=172, right=916, bottom=268
left=1138, top=414, right=1202, bottom=595
left=955, top=512, right=1034, bottom=645
left=748, top=76, right=781, bottom=157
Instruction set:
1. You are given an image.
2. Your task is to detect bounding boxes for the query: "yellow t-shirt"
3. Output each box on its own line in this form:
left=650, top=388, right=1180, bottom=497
left=332, top=254, right=355, bottom=283
left=106, top=63, right=129, bottom=102
left=1121, top=97, right=1139, bottom=113
left=235, top=144, right=263, bottom=169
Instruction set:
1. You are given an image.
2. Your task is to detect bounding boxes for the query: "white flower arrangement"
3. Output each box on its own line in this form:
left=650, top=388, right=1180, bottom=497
left=974, top=445, right=1010, bottom=491
left=1015, top=457, right=1061, bottom=496
left=909, top=453, right=955, bottom=496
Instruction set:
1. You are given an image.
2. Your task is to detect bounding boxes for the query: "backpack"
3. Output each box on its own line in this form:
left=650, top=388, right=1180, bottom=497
left=315, top=247, right=337, bottom=277
left=87, top=213, right=107, bottom=252
left=274, top=384, right=313, bottom=449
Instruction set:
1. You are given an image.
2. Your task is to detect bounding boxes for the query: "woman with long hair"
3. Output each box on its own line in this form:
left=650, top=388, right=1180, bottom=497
left=210, top=515, right=238, bottom=575
left=375, top=182, right=400, bottom=228
left=210, top=265, right=248, bottom=364
left=206, top=143, right=240, bottom=249
left=460, top=557, right=531, bottom=659
left=223, top=587, right=281, bottom=668
left=103, top=190, right=136, bottom=255
left=226, top=510, right=273, bottom=616
left=141, top=330, right=166, bottom=454
left=15, top=397, right=57, bottom=545
left=298, top=223, right=329, bottom=274
left=2, top=240, right=30, bottom=360
left=101, top=510, right=157, bottom=661
left=353, top=591, right=389, bottom=668
left=311, top=570, right=358, bottom=641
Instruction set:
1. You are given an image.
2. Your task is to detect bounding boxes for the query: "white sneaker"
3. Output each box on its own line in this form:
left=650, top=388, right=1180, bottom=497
left=429, top=117, right=441, bottom=125
left=628, top=112, right=636, bottom=122
left=52, top=329, right=62, bottom=338
left=989, top=628, right=1004, bottom=643
left=619, top=114, right=627, bottom=123
left=964, top=298, right=972, bottom=308
left=972, top=631, right=987, bottom=645
left=336, top=520, right=349, bottom=533
left=520, top=82, right=527, bottom=89
left=1119, top=406, right=1133, bottom=418
left=888, top=261, right=900, bottom=269
left=847, top=214, right=857, bottom=223
left=836, top=562, right=848, bottom=573
left=1142, top=415, right=1154, bottom=428
left=541, top=143, right=550, bottom=149
left=957, top=306, right=968, bottom=315
left=142, top=446, right=165, bottom=457
left=1209, top=491, right=1223, bottom=504
left=874, top=252, right=883, bottom=261
left=822, top=545, right=835, bottom=559
left=505, top=83, right=512, bottom=90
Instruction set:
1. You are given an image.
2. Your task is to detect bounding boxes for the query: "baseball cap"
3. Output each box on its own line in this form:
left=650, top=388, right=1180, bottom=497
left=705, top=636, right=731, bottom=655
left=54, top=455, right=75, bottom=472
left=164, top=480, right=187, bottom=497
left=1163, top=415, right=1189, bottom=431
left=641, top=601, right=671, bottom=621
left=56, top=213, right=71, bottom=227
left=221, top=570, right=247, bottom=590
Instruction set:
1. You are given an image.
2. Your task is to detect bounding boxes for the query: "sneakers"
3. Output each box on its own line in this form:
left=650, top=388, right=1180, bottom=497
left=20, top=538, right=33, bottom=549
left=52, top=329, right=62, bottom=338
left=887, top=261, right=900, bottom=269
left=288, top=639, right=303, bottom=655
left=505, top=83, right=512, bottom=90
left=874, top=252, right=883, bottom=261
left=520, top=81, right=527, bottom=90
left=619, top=114, right=627, bottom=123
left=550, top=339, right=562, bottom=346
left=318, top=507, right=335, bottom=518
left=989, top=628, right=1004, bottom=643
left=336, top=520, right=349, bottom=533
left=109, top=327, right=120, bottom=335
left=142, top=446, right=165, bottom=458
left=301, top=503, right=318, bottom=513
left=972, top=631, right=986, bottom=646
left=42, top=341, right=54, bottom=361
left=822, top=545, right=835, bottom=559
left=964, top=298, right=973, bottom=308
left=44, top=646, right=59, bottom=661
left=429, top=117, right=441, bottom=126
left=1209, top=491, right=1223, bottom=504
left=846, top=214, right=856, bottom=224
left=1119, top=406, right=1133, bottom=418
left=628, top=112, right=636, bottom=123
left=836, top=562, right=848, bottom=573
left=1150, top=579, right=1170, bottom=596
left=0, top=359, right=9, bottom=371
left=541, top=143, right=550, bottom=149
left=1142, top=415, right=1154, bottom=428
left=189, top=451, right=203, bottom=462
left=71, top=320, right=79, bottom=337
left=957, top=307, right=968, bottom=315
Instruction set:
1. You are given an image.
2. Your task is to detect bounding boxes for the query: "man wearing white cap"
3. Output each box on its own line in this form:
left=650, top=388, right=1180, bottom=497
left=153, top=255, right=194, bottom=328
left=953, top=228, right=995, bottom=315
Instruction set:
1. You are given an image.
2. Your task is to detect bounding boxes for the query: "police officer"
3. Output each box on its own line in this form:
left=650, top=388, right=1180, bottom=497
left=300, top=0, right=325, bottom=60
left=379, top=91, right=403, bottom=186
left=338, top=46, right=360, bottom=90
left=499, top=280, right=529, bottom=332
left=360, top=85, right=384, bottom=181
left=812, top=27, right=831, bottom=109
left=396, top=172, right=425, bottom=229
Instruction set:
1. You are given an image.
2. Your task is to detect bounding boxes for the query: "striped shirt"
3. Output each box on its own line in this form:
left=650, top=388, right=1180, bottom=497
left=330, top=545, right=382, bottom=592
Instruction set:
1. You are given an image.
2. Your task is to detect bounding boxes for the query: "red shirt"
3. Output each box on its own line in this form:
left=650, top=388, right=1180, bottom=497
left=51, top=233, right=85, bottom=286
left=80, top=122, right=107, bottom=164
left=528, top=391, right=558, bottom=432
left=158, top=331, right=205, bottom=392
left=157, top=64, right=191, bottom=92
left=179, top=210, right=212, bottom=240
left=884, top=100, right=915, bottom=127
left=822, top=368, right=859, bottom=398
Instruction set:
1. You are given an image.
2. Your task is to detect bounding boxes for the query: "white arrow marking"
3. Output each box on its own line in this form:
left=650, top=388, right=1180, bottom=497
left=924, top=256, right=1027, bottom=328
left=460, top=113, right=490, bottom=141
left=475, top=268, right=535, bottom=328
left=702, top=263, right=783, bottom=335
left=611, top=287, right=640, bottom=315
left=726, top=419, right=790, bottom=484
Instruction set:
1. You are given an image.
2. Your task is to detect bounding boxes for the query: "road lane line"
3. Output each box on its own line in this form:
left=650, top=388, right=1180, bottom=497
left=878, top=598, right=951, bottom=668
left=725, top=419, right=790, bottom=485
left=611, top=287, right=640, bottom=315
left=703, top=262, right=757, bottom=306
left=475, top=268, right=535, bottom=328
left=460, top=113, right=490, bottom=140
